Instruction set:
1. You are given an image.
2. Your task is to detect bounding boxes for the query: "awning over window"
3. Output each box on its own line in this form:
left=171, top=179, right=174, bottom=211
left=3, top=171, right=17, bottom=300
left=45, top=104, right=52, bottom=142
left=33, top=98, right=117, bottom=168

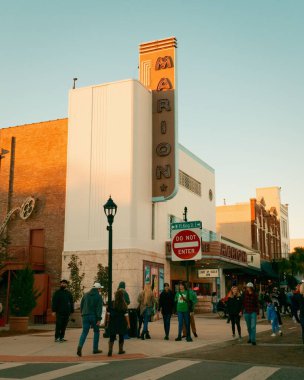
left=260, top=261, right=279, bottom=279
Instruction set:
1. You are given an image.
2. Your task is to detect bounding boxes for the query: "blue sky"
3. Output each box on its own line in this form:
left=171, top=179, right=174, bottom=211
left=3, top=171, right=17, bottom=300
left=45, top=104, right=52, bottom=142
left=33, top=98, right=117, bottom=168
left=1, top=0, right=303, bottom=239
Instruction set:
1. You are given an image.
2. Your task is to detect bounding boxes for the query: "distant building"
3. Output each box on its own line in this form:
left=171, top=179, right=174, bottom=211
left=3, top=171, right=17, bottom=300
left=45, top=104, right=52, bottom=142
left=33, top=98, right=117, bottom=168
left=256, top=187, right=290, bottom=259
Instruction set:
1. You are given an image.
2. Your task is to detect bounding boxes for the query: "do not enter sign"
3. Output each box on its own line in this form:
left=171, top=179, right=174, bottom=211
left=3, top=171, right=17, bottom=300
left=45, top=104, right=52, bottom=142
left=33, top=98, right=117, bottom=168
left=172, top=229, right=201, bottom=261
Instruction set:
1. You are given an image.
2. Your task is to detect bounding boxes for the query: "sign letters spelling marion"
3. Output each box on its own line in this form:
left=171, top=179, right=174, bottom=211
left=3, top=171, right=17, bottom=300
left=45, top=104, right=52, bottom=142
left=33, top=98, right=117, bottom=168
left=139, top=37, right=178, bottom=201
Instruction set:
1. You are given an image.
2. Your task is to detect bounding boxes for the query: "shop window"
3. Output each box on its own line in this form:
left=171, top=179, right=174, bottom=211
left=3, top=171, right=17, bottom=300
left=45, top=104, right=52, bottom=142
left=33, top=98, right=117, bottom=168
left=143, top=261, right=164, bottom=296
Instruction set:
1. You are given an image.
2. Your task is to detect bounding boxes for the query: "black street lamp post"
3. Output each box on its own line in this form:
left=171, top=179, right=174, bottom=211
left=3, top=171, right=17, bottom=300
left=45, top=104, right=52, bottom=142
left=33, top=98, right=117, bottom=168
left=103, top=196, right=117, bottom=307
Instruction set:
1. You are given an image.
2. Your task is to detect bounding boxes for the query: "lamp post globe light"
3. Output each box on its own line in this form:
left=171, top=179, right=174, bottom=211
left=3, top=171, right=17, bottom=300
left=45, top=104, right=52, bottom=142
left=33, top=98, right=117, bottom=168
left=103, top=196, right=117, bottom=307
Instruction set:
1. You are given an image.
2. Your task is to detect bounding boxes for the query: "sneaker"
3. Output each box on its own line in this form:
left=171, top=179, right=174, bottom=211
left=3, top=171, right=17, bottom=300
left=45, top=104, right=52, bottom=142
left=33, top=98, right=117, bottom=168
left=279, top=330, right=283, bottom=336
left=252, top=342, right=256, bottom=346
left=175, top=337, right=182, bottom=341
left=93, top=349, right=102, bottom=354
left=77, top=346, right=82, bottom=357
left=59, top=338, right=67, bottom=342
left=271, top=333, right=276, bottom=337
left=55, top=338, right=60, bottom=342
left=164, top=336, right=169, bottom=340
left=186, top=337, right=193, bottom=342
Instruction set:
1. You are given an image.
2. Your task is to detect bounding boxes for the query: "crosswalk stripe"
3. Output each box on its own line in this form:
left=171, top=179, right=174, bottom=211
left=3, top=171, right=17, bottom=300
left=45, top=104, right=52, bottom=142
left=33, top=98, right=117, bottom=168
left=231, top=366, right=279, bottom=380
left=0, top=363, right=25, bottom=370
left=124, top=359, right=199, bottom=380
left=18, top=362, right=107, bottom=380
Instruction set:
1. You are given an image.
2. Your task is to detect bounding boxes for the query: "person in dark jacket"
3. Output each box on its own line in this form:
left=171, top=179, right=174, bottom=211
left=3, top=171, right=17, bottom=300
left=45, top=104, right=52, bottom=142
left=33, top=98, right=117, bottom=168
left=51, top=279, right=74, bottom=342
left=227, top=286, right=242, bottom=341
left=242, top=282, right=259, bottom=345
left=117, top=281, right=131, bottom=339
left=297, top=283, right=304, bottom=344
left=77, top=283, right=103, bottom=357
left=158, top=283, right=175, bottom=340
left=107, top=289, right=130, bottom=356
left=117, top=281, right=130, bottom=305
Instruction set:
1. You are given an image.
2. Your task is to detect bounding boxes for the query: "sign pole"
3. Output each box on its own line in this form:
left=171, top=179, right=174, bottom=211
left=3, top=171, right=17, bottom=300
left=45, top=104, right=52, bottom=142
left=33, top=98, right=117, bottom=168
left=183, top=207, right=189, bottom=284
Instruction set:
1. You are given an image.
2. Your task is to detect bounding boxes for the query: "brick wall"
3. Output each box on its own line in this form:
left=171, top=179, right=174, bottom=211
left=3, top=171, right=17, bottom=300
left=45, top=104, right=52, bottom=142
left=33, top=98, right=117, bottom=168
left=0, top=118, right=68, bottom=290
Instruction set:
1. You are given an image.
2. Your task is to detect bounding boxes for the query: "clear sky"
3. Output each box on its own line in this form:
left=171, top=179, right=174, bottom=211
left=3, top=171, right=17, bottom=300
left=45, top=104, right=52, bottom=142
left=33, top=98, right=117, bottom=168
left=1, top=0, right=303, bottom=239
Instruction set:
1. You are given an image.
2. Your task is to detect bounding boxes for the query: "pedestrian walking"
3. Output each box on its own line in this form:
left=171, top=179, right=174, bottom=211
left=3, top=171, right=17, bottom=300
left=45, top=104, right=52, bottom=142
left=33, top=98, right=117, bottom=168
left=270, top=287, right=283, bottom=326
left=297, top=283, right=304, bottom=346
left=266, top=300, right=282, bottom=337
left=107, top=289, right=130, bottom=356
left=76, top=282, right=103, bottom=357
left=158, top=283, right=175, bottom=340
left=211, top=292, right=218, bottom=313
left=242, top=282, right=259, bottom=346
left=174, top=281, right=194, bottom=342
left=182, top=284, right=198, bottom=337
left=258, top=290, right=266, bottom=319
left=291, top=285, right=301, bottom=323
left=137, top=284, right=156, bottom=340
left=227, top=286, right=242, bottom=341
left=117, top=281, right=131, bottom=339
left=117, top=281, right=130, bottom=306
left=51, top=279, right=74, bottom=342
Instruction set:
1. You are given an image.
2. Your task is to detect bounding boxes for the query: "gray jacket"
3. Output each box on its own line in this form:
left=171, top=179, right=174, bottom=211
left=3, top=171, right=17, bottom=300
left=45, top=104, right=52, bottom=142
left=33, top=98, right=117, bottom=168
left=80, top=288, right=103, bottom=321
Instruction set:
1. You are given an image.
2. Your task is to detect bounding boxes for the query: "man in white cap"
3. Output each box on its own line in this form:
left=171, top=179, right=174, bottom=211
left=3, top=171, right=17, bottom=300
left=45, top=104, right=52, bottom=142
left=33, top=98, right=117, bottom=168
left=77, top=283, right=103, bottom=357
left=242, top=282, right=259, bottom=345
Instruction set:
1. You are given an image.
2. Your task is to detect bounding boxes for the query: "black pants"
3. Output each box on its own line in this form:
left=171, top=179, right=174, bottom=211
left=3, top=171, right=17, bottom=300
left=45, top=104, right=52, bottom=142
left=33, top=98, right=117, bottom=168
left=55, top=314, right=69, bottom=339
left=230, top=314, right=241, bottom=336
left=110, top=334, right=124, bottom=343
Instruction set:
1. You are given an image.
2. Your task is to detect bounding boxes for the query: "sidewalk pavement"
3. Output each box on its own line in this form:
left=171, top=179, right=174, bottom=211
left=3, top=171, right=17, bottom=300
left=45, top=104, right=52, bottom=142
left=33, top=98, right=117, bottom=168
left=0, top=315, right=272, bottom=362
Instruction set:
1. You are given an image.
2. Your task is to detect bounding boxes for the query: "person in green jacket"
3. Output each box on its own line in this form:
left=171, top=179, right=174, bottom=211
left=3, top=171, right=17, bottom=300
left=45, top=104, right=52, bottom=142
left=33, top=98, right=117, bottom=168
left=174, top=281, right=194, bottom=342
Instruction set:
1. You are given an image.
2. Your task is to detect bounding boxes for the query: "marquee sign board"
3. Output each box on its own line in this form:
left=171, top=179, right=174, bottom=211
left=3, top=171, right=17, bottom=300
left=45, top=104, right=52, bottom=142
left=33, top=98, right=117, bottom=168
left=139, top=37, right=178, bottom=202
left=171, top=221, right=202, bottom=262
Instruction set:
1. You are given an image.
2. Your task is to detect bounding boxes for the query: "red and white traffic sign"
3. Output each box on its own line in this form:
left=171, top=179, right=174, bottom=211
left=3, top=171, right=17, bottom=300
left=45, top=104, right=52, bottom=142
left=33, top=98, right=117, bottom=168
left=171, top=229, right=201, bottom=261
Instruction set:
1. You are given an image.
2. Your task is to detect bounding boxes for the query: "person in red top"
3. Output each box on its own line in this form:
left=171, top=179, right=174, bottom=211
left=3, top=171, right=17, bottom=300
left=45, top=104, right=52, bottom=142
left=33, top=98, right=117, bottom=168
left=242, top=282, right=259, bottom=345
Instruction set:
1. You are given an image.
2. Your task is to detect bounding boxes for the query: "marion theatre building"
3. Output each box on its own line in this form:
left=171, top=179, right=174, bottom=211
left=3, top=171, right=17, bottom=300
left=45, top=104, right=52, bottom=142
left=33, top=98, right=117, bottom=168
left=0, top=37, right=261, bottom=320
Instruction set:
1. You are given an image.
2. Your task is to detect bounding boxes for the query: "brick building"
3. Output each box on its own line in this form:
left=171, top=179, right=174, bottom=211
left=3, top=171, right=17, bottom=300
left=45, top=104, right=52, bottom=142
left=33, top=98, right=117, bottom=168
left=0, top=118, right=67, bottom=322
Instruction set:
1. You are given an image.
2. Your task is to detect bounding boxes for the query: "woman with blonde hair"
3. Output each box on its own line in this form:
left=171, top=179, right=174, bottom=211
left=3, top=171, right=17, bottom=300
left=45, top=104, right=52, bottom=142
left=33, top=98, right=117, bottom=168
left=137, top=284, right=156, bottom=340
left=227, top=286, right=242, bottom=341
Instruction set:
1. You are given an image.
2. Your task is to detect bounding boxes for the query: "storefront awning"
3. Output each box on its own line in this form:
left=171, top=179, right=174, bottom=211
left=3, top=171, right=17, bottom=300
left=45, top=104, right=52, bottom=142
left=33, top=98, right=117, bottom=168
left=260, top=261, right=279, bottom=279
left=223, top=266, right=261, bottom=276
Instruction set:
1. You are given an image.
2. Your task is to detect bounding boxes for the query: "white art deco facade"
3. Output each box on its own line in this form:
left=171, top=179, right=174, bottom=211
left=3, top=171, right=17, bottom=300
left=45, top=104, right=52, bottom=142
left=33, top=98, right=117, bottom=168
left=62, top=79, right=216, bottom=305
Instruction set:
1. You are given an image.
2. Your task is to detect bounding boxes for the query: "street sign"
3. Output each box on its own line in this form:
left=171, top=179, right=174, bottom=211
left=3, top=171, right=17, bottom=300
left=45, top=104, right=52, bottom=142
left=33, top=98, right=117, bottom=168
left=198, top=269, right=219, bottom=278
left=171, top=221, right=202, bottom=261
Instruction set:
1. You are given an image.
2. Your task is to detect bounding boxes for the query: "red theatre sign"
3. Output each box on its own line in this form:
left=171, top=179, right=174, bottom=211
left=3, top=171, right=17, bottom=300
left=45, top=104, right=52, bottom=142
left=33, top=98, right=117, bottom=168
left=171, top=221, right=202, bottom=262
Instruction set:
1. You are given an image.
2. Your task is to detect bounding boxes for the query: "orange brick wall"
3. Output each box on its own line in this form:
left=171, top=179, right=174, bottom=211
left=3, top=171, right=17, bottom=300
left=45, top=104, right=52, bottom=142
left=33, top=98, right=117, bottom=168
left=0, top=118, right=68, bottom=288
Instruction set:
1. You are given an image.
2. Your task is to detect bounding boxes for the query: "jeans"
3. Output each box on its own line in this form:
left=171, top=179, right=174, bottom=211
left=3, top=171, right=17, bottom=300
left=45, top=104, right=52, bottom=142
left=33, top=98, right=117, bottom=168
left=177, top=311, right=190, bottom=338
left=162, top=313, right=171, bottom=337
left=142, top=307, right=153, bottom=334
left=244, top=312, right=257, bottom=343
left=271, top=317, right=279, bottom=334
left=55, top=314, right=69, bottom=339
left=78, top=314, right=100, bottom=351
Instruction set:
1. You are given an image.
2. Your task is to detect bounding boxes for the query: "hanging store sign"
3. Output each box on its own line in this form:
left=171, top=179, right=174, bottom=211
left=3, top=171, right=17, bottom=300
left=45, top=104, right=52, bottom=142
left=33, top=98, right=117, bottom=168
left=139, top=37, right=178, bottom=202
left=198, top=269, right=219, bottom=278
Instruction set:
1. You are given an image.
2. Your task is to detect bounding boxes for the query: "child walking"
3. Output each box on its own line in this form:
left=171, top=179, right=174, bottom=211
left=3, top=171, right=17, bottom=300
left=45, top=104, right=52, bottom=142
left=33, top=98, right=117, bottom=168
left=267, top=301, right=282, bottom=337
